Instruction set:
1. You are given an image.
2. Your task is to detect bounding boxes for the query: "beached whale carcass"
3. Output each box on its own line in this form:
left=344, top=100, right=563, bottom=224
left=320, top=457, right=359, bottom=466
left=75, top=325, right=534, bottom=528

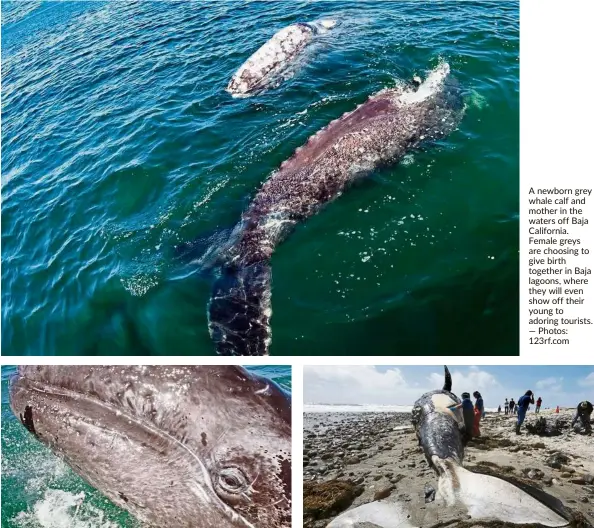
left=210, top=63, right=465, bottom=355
left=326, top=366, right=569, bottom=528
left=226, top=19, right=336, bottom=97
left=10, top=366, right=292, bottom=528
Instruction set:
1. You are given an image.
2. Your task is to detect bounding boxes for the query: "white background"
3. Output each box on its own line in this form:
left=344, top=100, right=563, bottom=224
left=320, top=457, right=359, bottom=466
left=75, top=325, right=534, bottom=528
left=521, top=0, right=594, bottom=357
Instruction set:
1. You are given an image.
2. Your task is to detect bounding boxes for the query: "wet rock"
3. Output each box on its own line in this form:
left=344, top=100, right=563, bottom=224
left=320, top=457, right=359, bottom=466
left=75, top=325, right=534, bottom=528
left=424, top=483, right=436, bottom=503
left=374, top=485, right=394, bottom=501
left=390, top=474, right=406, bottom=485
left=523, top=468, right=545, bottom=480
left=526, top=417, right=566, bottom=436
left=571, top=478, right=588, bottom=485
left=303, top=479, right=364, bottom=520
left=546, top=452, right=570, bottom=469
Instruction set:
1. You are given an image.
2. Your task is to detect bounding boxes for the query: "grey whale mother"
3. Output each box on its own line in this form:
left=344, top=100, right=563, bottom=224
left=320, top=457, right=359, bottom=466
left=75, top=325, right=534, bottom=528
left=210, top=64, right=464, bottom=355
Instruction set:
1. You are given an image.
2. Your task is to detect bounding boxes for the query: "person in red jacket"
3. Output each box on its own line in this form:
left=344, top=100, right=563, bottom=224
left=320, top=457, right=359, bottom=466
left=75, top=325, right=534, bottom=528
left=535, top=397, right=542, bottom=413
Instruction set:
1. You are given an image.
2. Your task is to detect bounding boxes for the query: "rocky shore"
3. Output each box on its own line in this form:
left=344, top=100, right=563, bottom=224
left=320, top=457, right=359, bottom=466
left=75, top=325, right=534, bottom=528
left=303, top=409, right=594, bottom=528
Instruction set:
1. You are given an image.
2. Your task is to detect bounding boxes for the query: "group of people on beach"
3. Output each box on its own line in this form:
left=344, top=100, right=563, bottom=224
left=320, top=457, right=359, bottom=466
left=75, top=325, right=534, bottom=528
left=457, top=388, right=593, bottom=439
left=493, top=393, right=593, bottom=436
left=452, top=391, right=484, bottom=440
left=499, top=395, right=543, bottom=415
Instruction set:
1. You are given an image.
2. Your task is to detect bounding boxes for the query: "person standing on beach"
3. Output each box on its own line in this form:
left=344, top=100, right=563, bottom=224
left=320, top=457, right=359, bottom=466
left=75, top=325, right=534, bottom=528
left=473, top=391, right=484, bottom=435
left=498, top=405, right=501, bottom=413
left=515, top=390, right=535, bottom=434
left=536, top=396, right=542, bottom=413
left=509, top=398, right=515, bottom=415
left=571, top=401, right=593, bottom=434
left=452, top=392, right=475, bottom=442
left=504, top=398, right=509, bottom=415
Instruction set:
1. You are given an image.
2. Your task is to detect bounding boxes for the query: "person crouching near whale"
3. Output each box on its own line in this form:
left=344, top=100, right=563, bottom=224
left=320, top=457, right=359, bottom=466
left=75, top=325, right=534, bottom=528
left=572, top=400, right=593, bottom=434
left=515, top=390, right=535, bottom=435
left=451, top=392, right=475, bottom=443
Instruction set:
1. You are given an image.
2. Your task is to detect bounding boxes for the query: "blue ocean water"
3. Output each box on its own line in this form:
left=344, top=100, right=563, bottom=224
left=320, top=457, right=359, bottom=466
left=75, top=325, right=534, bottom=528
left=0, top=364, right=291, bottom=527
left=1, top=1, right=519, bottom=355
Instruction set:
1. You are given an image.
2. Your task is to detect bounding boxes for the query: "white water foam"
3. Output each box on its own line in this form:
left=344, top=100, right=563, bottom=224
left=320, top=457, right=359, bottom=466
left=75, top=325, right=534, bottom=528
left=304, top=403, right=413, bottom=413
left=12, top=489, right=121, bottom=528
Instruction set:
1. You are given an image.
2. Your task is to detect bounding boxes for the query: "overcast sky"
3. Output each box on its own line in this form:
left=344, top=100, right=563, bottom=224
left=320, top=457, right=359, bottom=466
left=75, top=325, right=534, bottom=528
left=304, top=365, right=594, bottom=408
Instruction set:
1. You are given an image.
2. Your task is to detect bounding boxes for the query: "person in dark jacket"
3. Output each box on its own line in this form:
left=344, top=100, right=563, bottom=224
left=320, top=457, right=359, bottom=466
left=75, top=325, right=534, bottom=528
left=572, top=401, right=593, bottom=433
left=458, top=392, right=476, bottom=441
left=516, top=390, right=535, bottom=434
left=509, top=398, right=516, bottom=414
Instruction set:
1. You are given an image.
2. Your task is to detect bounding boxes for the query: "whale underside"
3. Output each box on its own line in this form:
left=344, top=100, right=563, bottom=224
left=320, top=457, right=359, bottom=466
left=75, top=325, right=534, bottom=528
left=209, top=63, right=465, bottom=355
left=327, top=367, right=571, bottom=528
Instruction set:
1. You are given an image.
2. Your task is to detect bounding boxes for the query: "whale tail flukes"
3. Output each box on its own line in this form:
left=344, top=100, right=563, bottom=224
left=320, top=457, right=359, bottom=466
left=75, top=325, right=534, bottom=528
left=208, top=261, right=272, bottom=356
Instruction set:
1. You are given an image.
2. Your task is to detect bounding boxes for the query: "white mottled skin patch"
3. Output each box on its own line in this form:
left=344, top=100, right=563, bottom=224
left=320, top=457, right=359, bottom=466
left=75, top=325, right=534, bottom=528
left=227, top=20, right=335, bottom=97
left=430, top=392, right=463, bottom=425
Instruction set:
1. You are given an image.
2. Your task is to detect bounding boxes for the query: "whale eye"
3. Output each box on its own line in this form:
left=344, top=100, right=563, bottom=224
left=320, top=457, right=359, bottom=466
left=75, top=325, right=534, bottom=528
left=218, top=467, right=248, bottom=495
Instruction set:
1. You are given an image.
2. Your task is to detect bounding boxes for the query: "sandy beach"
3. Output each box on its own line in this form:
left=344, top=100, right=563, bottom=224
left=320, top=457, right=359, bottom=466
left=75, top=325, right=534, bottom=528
left=303, top=409, right=593, bottom=527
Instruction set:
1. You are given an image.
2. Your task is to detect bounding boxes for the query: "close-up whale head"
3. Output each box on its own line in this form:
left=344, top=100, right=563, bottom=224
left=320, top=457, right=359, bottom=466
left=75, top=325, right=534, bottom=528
left=9, top=366, right=292, bottom=528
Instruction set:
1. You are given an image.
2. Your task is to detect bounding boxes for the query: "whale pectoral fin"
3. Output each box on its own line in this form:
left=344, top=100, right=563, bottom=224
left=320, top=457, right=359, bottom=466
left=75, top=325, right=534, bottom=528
left=453, top=466, right=569, bottom=527
left=326, top=501, right=417, bottom=528
left=443, top=365, right=452, bottom=392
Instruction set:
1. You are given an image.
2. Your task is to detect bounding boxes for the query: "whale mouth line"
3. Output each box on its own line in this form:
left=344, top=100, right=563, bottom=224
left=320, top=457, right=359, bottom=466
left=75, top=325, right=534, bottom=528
left=11, top=376, right=257, bottom=528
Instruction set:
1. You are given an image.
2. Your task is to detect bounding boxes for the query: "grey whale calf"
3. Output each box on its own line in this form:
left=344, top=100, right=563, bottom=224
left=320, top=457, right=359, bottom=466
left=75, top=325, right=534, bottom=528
left=209, top=64, right=464, bottom=355
left=226, top=19, right=336, bottom=97
left=10, top=366, right=291, bottom=528
left=327, top=366, right=569, bottom=527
